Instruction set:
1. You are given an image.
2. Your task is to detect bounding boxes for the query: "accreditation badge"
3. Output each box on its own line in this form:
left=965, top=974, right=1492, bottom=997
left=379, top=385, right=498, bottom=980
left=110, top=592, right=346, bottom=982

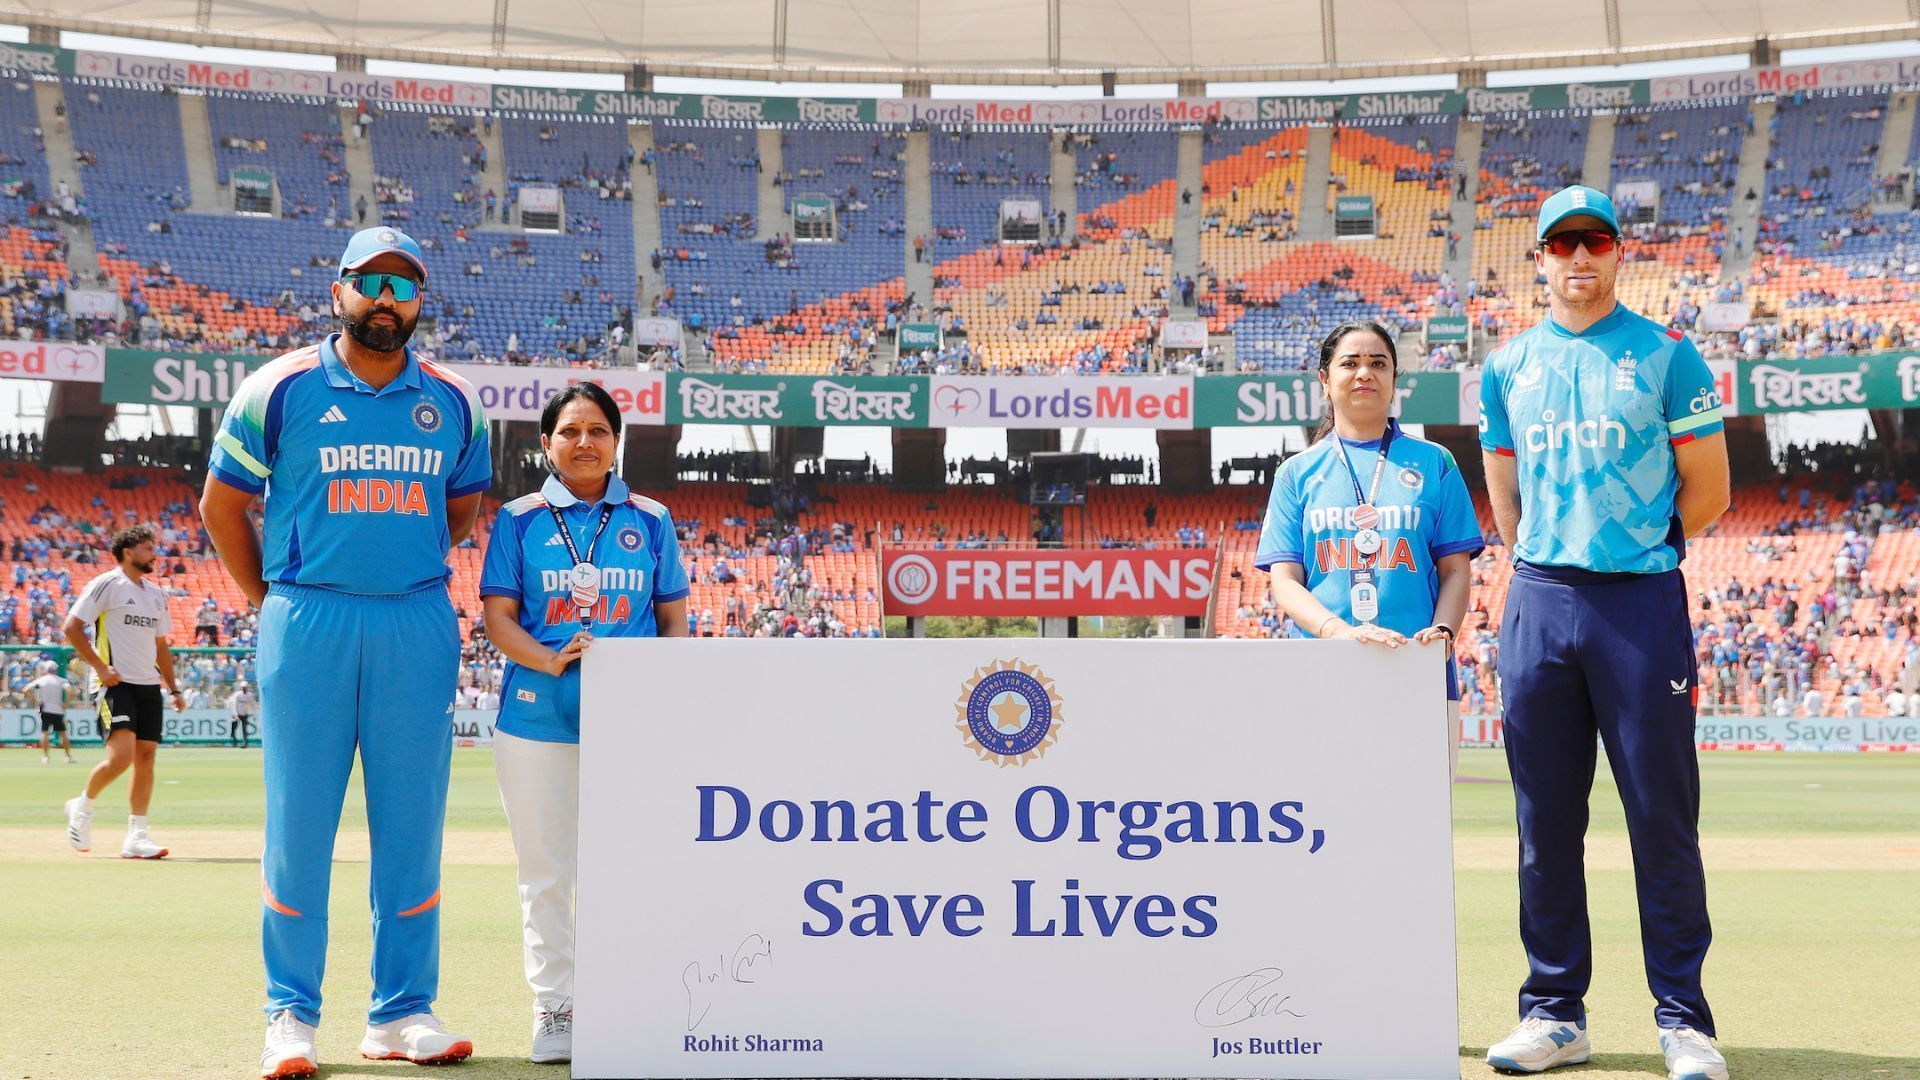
left=1350, top=567, right=1380, bottom=625
left=1352, top=527, right=1382, bottom=556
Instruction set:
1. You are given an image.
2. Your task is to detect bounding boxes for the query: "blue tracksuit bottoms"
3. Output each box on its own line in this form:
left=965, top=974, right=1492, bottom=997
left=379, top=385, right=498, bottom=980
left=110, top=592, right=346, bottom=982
left=257, top=582, right=459, bottom=1027
left=1499, top=563, right=1715, bottom=1035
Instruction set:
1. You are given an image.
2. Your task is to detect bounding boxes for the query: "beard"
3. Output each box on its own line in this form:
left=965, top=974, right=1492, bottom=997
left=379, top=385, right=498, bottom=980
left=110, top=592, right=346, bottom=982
left=342, top=307, right=417, bottom=352
left=130, top=555, right=155, bottom=574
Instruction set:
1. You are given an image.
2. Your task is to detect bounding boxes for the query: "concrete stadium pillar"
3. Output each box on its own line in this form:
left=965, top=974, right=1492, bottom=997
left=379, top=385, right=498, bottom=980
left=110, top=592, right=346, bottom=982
left=1425, top=424, right=1483, bottom=489
left=623, top=424, right=682, bottom=489
left=1722, top=415, right=1770, bottom=485
left=1177, top=78, right=1206, bottom=98
left=1154, top=429, right=1212, bottom=494
left=44, top=381, right=113, bottom=470
left=902, top=79, right=931, bottom=99
left=891, top=428, right=947, bottom=490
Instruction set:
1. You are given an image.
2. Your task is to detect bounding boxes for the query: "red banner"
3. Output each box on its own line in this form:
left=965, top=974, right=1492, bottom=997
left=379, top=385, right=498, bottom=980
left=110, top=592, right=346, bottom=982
left=881, top=547, right=1217, bottom=617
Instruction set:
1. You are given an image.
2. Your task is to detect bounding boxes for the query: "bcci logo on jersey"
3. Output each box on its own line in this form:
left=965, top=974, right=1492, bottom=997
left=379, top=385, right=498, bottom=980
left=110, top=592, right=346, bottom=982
left=955, top=659, right=1064, bottom=767
left=412, top=400, right=443, bottom=434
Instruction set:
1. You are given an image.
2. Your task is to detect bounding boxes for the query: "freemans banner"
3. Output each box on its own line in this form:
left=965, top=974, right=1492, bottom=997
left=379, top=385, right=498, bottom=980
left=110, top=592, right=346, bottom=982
left=881, top=548, right=1217, bottom=617
left=573, top=638, right=1458, bottom=1078
left=76, top=354, right=1920, bottom=424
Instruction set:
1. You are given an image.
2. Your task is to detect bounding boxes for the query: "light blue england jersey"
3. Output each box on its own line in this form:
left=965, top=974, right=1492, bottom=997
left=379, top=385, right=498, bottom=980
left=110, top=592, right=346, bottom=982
left=208, top=335, right=492, bottom=595
left=1256, top=420, right=1486, bottom=638
left=1478, top=305, right=1724, bottom=574
left=479, top=472, right=690, bottom=743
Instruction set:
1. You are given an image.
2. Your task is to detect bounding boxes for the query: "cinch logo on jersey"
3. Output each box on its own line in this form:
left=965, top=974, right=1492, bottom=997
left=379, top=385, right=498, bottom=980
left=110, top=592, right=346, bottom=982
left=318, top=443, right=446, bottom=516
left=1522, top=410, right=1627, bottom=452
left=536, top=567, right=648, bottom=625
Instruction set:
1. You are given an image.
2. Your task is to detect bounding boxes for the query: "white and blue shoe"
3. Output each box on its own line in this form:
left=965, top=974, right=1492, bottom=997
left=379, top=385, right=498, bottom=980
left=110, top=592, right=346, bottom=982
left=1487, top=1014, right=1591, bottom=1073
left=1660, top=1025, right=1729, bottom=1080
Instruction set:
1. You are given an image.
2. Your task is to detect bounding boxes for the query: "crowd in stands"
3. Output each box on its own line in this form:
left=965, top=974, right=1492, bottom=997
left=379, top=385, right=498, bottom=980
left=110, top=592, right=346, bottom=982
left=1, top=442, right=1914, bottom=723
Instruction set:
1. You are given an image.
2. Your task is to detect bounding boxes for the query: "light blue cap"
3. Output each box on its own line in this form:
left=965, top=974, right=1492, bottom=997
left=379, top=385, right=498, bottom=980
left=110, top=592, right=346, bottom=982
left=338, top=226, right=426, bottom=279
left=1536, top=185, right=1619, bottom=241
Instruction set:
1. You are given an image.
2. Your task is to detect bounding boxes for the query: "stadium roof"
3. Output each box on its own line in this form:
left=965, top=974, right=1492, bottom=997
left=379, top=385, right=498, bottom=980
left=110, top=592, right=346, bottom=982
left=15, top=0, right=1920, bottom=82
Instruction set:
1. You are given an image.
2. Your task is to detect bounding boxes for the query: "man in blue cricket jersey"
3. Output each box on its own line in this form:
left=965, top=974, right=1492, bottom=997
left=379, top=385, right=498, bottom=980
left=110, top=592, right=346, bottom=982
left=201, top=226, right=491, bottom=1080
left=1479, top=186, right=1732, bottom=1079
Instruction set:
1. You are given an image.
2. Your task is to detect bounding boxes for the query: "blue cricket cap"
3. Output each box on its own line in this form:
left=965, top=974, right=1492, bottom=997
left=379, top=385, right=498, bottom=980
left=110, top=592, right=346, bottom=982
left=338, top=226, right=427, bottom=279
left=1536, top=185, right=1619, bottom=241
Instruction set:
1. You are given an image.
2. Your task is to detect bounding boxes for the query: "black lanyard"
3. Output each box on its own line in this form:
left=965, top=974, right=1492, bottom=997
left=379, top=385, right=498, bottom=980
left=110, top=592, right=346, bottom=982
left=547, top=501, right=615, bottom=569
left=1333, top=421, right=1395, bottom=509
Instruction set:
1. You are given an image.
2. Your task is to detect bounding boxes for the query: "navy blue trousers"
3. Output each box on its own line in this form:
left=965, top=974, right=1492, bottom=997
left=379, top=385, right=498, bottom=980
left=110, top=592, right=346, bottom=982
left=1500, top=564, right=1715, bottom=1035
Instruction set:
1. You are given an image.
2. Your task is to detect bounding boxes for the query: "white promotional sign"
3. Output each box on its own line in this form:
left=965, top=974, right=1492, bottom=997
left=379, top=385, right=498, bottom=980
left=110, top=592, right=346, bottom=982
left=1648, top=56, right=1920, bottom=103
left=446, top=363, right=665, bottom=424
left=575, top=639, right=1458, bottom=1079
left=632, top=317, right=682, bottom=348
left=1161, top=319, right=1209, bottom=350
left=927, top=375, right=1193, bottom=429
left=518, top=186, right=562, bottom=214
left=71, top=51, right=490, bottom=107
left=0, top=340, right=105, bottom=383
left=65, top=289, right=120, bottom=320
left=1698, top=302, right=1752, bottom=334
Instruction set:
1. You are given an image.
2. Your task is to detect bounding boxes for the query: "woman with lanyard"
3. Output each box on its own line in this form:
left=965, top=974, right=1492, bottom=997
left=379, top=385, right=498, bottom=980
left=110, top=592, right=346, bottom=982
left=479, top=382, right=689, bottom=1065
left=1254, top=322, right=1485, bottom=776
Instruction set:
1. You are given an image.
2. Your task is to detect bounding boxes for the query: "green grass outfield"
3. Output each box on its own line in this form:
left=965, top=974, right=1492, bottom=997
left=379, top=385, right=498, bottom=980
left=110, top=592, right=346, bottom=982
left=3, top=748, right=1916, bottom=1080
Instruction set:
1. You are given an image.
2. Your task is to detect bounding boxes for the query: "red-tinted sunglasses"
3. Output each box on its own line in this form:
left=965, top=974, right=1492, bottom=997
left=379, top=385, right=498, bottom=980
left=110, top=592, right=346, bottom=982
left=1538, top=229, right=1620, bottom=257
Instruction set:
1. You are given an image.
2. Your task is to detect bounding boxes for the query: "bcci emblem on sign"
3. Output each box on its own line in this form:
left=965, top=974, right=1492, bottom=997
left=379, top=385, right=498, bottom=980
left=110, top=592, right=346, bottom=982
left=955, top=659, right=1064, bottom=767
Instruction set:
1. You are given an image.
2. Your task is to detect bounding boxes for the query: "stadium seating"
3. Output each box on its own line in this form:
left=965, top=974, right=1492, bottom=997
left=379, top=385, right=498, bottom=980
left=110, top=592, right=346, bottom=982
left=5, top=464, right=1913, bottom=720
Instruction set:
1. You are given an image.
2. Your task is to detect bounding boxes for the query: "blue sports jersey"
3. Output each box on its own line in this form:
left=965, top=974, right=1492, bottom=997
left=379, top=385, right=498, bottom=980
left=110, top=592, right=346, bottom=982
left=1256, top=420, right=1486, bottom=638
left=208, top=335, right=492, bottom=595
left=479, top=472, right=691, bottom=743
left=1479, top=305, right=1724, bottom=574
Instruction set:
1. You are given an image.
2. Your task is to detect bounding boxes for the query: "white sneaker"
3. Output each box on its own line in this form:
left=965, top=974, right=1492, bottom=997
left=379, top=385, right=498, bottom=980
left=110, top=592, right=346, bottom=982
left=1487, top=1014, right=1591, bottom=1073
left=1661, top=1025, right=1729, bottom=1080
left=64, top=797, right=91, bottom=853
left=531, top=1007, right=572, bottom=1064
left=360, top=1012, right=474, bottom=1064
left=120, top=829, right=169, bottom=860
left=260, top=1010, right=317, bottom=1079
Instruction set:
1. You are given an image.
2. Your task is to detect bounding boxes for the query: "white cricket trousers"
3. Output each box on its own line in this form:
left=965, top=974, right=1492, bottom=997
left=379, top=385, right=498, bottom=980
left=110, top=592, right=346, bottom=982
left=492, top=729, right=579, bottom=1015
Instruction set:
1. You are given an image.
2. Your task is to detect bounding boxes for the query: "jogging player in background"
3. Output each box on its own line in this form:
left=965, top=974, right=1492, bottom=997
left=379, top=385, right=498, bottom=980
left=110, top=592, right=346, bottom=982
left=30, top=659, right=74, bottom=764
left=62, top=524, right=186, bottom=858
left=201, top=225, right=491, bottom=1080
left=1479, top=185, right=1732, bottom=1080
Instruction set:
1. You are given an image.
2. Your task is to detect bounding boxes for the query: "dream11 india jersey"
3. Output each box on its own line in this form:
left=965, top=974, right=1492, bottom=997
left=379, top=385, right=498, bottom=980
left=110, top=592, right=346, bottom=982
left=1255, top=421, right=1486, bottom=638
left=1478, top=305, right=1724, bottom=575
left=208, top=335, right=492, bottom=595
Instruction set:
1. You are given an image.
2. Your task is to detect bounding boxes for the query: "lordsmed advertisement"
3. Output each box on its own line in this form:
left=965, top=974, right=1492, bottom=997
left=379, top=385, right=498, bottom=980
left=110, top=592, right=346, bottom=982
left=574, top=639, right=1458, bottom=1078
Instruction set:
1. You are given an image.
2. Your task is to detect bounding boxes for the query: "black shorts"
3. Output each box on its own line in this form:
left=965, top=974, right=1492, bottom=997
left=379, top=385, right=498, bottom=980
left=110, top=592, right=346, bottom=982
left=98, top=683, right=164, bottom=743
left=40, top=710, right=66, bottom=733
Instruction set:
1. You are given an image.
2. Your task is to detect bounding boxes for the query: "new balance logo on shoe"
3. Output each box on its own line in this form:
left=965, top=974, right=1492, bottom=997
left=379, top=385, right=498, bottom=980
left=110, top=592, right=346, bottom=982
left=319, top=405, right=349, bottom=424
left=1548, top=1027, right=1580, bottom=1049
left=1670, top=679, right=1689, bottom=694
